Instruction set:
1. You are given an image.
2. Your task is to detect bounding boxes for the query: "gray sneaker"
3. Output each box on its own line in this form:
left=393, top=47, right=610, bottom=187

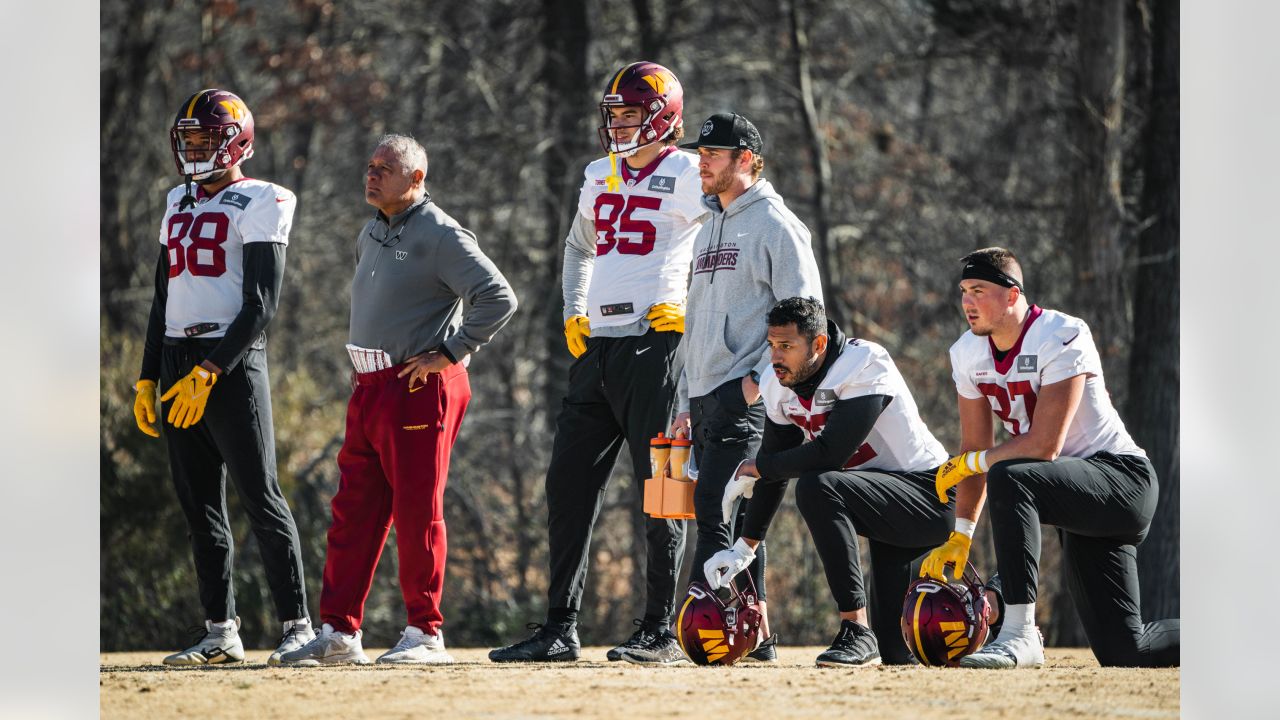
left=278, top=623, right=371, bottom=666
left=268, top=618, right=316, bottom=666
left=619, top=629, right=688, bottom=666
left=163, top=617, right=245, bottom=666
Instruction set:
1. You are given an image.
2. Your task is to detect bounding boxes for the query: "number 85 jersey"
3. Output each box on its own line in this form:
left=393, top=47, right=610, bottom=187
left=575, top=147, right=705, bottom=329
left=948, top=305, right=1144, bottom=459
left=157, top=178, right=296, bottom=338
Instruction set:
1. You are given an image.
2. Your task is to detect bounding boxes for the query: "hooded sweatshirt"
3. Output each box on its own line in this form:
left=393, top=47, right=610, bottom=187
left=676, top=178, right=823, bottom=412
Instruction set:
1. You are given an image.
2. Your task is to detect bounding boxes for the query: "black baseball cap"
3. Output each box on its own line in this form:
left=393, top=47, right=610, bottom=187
left=679, top=112, right=764, bottom=154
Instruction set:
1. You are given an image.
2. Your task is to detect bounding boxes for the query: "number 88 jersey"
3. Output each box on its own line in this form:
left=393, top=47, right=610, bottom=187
left=948, top=305, right=1144, bottom=459
left=576, top=147, right=705, bottom=329
left=157, top=178, right=296, bottom=338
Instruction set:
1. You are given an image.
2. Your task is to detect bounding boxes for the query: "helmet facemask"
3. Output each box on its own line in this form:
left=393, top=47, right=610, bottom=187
left=170, top=121, right=250, bottom=181
left=597, top=98, right=672, bottom=158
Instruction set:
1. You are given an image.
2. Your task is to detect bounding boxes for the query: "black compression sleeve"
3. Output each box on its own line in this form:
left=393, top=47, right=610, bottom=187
left=754, top=394, right=891, bottom=480
left=140, top=247, right=169, bottom=382
left=740, top=420, right=805, bottom=540
left=205, top=242, right=287, bottom=372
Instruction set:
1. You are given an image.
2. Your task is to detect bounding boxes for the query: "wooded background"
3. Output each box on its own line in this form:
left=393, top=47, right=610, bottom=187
left=100, top=0, right=1178, bottom=651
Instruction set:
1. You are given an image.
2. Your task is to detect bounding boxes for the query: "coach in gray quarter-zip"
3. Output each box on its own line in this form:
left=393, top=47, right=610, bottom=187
left=282, top=134, right=516, bottom=668
left=668, top=113, right=823, bottom=659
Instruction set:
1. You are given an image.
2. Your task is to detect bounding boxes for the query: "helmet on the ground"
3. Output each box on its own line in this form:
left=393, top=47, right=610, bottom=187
left=170, top=88, right=255, bottom=179
left=901, top=563, right=991, bottom=666
left=596, top=61, right=683, bottom=157
left=676, top=578, right=761, bottom=666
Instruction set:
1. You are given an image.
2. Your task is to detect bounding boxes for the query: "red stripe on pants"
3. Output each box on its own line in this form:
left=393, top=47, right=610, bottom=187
left=319, top=361, right=471, bottom=635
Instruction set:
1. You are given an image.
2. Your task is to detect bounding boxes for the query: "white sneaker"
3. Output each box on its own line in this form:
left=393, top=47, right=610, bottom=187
left=163, top=617, right=245, bottom=666
left=268, top=618, right=316, bottom=666
left=376, top=626, right=455, bottom=665
left=960, top=626, right=1045, bottom=669
left=278, top=623, right=371, bottom=666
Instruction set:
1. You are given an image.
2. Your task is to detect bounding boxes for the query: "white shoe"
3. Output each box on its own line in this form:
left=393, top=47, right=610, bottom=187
left=377, top=626, right=455, bottom=665
left=163, top=617, right=245, bottom=666
left=960, top=626, right=1045, bottom=669
left=278, top=623, right=371, bottom=666
left=268, top=618, right=316, bottom=666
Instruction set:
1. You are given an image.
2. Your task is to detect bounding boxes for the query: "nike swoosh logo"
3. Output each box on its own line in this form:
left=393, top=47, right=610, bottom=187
left=736, top=232, right=749, bottom=237
left=276, top=198, right=289, bottom=203
left=635, top=347, right=652, bottom=355
left=1062, top=334, right=1079, bottom=346
left=409, top=380, right=425, bottom=393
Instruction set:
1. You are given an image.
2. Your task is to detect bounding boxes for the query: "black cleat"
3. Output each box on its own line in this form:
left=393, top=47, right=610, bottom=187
left=619, top=629, right=688, bottom=666
left=608, top=619, right=658, bottom=662
left=816, top=620, right=881, bottom=667
left=488, top=623, right=581, bottom=662
left=742, top=632, right=779, bottom=663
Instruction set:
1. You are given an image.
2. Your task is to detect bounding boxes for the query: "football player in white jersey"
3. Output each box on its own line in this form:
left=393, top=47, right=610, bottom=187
left=705, top=297, right=966, bottom=666
left=133, top=89, right=314, bottom=666
left=490, top=62, right=705, bottom=666
left=921, top=247, right=1179, bottom=668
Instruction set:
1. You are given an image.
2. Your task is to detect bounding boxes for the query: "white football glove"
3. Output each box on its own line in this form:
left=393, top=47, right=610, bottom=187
left=722, top=474, right=758, bottom=524
left=703, top=538, right=757, bottom=590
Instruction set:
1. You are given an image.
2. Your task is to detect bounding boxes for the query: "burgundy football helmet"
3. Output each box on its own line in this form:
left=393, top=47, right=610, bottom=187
left=676, top=578, right=762, bottom=666
left=901, top=563, right=992, bottom=667
left=170, top=88, right=255, bottom=180
left=597, top=61, right=684, bottom=157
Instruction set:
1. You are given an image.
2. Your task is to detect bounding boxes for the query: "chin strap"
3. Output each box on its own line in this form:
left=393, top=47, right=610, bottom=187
left=605, top=152, right=622, bottom=192
left=178, top=174, right=197, bottom=211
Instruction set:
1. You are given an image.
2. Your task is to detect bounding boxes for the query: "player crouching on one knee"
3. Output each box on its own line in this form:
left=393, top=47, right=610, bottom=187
left=707, top=297, right=967, bottom=666
left=920, top=247, right=1179, bottom=669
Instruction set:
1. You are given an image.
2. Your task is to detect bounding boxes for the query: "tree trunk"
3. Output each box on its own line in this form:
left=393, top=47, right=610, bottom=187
left=1129, top=0, right=1179, bottom=621
left=789, top=0, right=839, bottom=321
left=1054, top=0, right=1127, bottom=647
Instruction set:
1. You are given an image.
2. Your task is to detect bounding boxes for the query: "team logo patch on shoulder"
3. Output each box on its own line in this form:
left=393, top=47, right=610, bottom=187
left=1015, top=355, right=1038, bottom=373
left=813, top=389, right=838, bottom=405
left=648, top=175, right=676, bottom=193
left=220, top=191, right=252, bottom=209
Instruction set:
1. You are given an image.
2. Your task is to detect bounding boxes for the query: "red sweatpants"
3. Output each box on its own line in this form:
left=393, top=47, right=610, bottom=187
left=319, top=361, right=470, bottom=635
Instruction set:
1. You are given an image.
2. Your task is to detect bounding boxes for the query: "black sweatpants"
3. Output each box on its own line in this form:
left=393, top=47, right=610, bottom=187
left=545, top=329, right=687, bottom=626
left=794, top=468, right=953, bottom=665
left=160, top=339, right=308, bottom=623
left=689, top=378, right=768, bottom=600
left=986, top=452, right=1179, bottom=667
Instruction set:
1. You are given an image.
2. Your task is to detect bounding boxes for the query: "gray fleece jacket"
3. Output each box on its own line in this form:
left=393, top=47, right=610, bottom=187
left=677, top=178, right=823, bottom=412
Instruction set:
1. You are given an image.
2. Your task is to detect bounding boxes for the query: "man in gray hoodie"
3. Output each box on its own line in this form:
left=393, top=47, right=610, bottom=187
left=668, top=113, right=823, bottom=659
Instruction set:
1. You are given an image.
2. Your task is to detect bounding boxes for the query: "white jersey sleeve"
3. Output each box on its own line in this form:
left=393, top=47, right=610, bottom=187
left=237, top=186, right=296, bottom=245
left=834, top=342, right=900, bottom=400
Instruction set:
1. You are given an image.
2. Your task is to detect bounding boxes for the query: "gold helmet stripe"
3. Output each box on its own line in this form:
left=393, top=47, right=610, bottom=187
left=610, top=62, right=641, bottom=95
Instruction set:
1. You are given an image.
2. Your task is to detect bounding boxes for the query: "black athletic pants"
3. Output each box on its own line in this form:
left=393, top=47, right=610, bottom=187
left=986, top=452, right=1179, bottom=667
left=794, top=468, right=953, bottom=665
left=689, top=378, right=768, bottom=600
left=545, top=330, right=687, bottom=627
left=160, top=339, right=308, bottom=623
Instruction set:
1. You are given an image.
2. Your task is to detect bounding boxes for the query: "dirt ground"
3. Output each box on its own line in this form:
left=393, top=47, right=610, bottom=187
left=101, top=646, right=1178, bottom=719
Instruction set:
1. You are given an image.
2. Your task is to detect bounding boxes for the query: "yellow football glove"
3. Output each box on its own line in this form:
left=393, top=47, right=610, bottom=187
left=160, top=366, right=218, bottom=429
left=133, top=379, right=160, bottom=438
left=920, top=531, right=973, bottom=582
left=565, top=315, right=591, bottom=358
left=646, top=302, right=685, bottom=333
left=935, top=450, right=988, bottom=503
